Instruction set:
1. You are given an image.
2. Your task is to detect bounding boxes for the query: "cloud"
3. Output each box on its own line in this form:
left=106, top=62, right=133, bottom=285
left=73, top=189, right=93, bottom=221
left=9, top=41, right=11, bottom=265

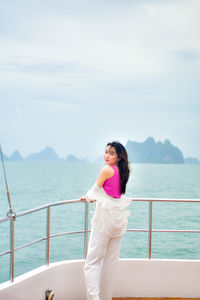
left=0, top=61, right=92, bottom=74
left=1, top=0, right=200, bottom=75
left=174, top=50, right=199, bottom=62
left=0, top=0, right=200, bottom=159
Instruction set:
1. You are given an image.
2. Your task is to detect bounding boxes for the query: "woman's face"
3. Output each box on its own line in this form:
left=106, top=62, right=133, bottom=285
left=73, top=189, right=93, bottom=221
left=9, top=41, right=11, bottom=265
left=104, top=145, right=119, bottom=166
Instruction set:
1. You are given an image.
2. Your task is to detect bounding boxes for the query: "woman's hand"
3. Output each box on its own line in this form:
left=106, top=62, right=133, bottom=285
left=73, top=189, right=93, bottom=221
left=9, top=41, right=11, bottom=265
left=80, top=196, right=95, bottom=203
left=80, top=196, right=86, bottom=202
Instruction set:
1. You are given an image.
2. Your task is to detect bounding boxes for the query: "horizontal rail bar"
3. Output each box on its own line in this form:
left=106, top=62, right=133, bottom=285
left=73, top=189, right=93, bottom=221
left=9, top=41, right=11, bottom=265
left=0, top=231, right=88, bottom=258
left=0, top=231, right=88, bottom=259
left=127, top=229, right=149, bottom=232
left=126, top=229, right=200, bottom=233
left=1, top=197, right=200, bottom=223
left=50, top=230, right=85, bottom=239
left=4, top=230, right=86, bottom=254
left=152, top=229, right=200, bottom=233
left=130, top=198, right=200, bottom=203
left=14, top=237, right=47, bottom=252
left=2, top=227, right=199, bottom=258
left=0, top=216, right=11, bottom=224
left=16, top=199, right=82, bottom=218
left=0, top=250, right=11, bottom=257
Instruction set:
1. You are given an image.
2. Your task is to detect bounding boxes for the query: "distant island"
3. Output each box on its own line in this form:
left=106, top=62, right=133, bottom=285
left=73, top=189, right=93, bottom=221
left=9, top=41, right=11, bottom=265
left=126, top=137, right=189, bottom=164
left=3, top=146, right=87, bottom=163
left=2, top=137, right=200, bottom=164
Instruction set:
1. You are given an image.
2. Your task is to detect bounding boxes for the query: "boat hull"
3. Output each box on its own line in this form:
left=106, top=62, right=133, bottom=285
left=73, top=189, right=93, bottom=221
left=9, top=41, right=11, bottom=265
left=0, top=259, right=199, bottom=299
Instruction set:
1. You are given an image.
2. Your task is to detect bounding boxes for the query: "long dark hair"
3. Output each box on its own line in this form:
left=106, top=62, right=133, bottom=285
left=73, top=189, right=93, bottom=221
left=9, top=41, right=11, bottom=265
left=106, top=141, right=130, bottom=194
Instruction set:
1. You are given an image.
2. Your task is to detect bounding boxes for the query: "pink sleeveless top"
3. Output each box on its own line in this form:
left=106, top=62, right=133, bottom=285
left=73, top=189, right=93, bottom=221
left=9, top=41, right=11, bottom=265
left=103, top=166, right=121, bottom=199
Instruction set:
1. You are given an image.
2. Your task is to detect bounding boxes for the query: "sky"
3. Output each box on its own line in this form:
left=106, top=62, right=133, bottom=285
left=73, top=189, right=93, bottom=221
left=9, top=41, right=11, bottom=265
left=0, top=0, right=200, bottom=160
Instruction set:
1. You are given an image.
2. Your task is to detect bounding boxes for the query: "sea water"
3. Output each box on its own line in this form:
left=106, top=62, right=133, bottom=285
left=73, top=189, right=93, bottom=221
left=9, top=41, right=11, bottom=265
left=0, top=162, right=200, bottom=283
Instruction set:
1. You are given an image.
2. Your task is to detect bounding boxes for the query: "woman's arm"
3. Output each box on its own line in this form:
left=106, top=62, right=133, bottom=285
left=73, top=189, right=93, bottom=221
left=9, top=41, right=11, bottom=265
left=80, top=166, right=113, bottom=201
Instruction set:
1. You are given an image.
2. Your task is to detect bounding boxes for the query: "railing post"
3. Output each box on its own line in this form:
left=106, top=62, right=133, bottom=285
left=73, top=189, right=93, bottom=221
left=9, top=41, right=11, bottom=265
left=148, top=200, right=153, bottom=259
left=46, top=206, right=50, bottom=266
left=84, top=202, right=89, bottom=259
left=10, top=215, right=15, bottom=282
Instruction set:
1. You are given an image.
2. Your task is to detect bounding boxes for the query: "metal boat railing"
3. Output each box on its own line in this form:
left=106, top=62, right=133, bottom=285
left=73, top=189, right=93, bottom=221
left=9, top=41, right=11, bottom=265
left=0, top=197, right=200, bottom=283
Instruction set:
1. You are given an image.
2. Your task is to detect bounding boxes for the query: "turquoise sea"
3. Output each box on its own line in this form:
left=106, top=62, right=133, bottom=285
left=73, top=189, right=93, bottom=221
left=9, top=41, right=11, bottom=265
left=0, top=162, right=200, bottom=284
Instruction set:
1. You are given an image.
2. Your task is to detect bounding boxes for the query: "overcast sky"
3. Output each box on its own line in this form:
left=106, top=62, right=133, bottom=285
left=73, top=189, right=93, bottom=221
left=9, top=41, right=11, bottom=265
left=0, top=0, right=200, bottom=160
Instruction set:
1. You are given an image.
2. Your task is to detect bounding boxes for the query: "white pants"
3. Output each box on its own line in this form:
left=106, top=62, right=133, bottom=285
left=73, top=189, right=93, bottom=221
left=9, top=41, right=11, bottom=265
left=84, top=227, right=121, bottom=300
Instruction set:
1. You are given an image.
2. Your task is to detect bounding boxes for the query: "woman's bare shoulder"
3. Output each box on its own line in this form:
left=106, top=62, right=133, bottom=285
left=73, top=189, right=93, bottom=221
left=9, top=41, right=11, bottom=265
left=96, top=166, right=114, bottom=187
left=100, top=166, right=114, bottom=176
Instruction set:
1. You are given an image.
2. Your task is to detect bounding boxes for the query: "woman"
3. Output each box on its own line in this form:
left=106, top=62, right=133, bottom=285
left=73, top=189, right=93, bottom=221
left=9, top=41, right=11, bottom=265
left=80, top=141, right=131, bottom=300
